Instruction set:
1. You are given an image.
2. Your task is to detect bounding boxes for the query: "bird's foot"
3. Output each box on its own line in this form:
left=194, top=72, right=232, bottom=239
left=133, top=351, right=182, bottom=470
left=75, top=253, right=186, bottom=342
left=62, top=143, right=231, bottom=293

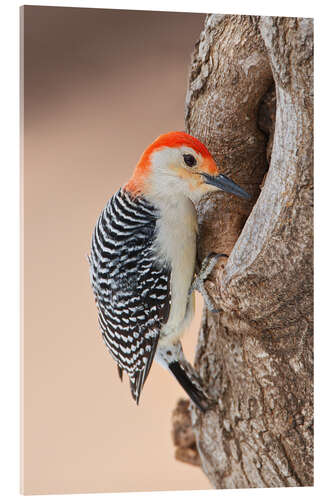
left=190, top=252, right=228, bottom=313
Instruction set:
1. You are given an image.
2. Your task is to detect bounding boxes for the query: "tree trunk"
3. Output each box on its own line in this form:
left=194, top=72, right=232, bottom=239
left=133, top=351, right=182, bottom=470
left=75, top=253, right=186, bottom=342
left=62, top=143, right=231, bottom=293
left=173, top=15, right=313, bottom=489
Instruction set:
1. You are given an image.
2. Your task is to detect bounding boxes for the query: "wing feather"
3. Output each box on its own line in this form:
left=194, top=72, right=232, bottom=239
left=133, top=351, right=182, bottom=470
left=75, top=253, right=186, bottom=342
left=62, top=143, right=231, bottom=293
left=90, top=189, right=171, bottom=403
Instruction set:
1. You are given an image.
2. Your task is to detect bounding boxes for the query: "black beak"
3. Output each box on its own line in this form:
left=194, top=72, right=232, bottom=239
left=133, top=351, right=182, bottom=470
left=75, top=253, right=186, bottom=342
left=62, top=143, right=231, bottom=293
left=202, top=173, right=251, bottom=200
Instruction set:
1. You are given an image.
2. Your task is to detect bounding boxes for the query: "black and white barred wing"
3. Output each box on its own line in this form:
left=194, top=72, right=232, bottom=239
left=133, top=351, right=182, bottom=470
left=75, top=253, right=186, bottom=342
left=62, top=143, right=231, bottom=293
left=90, top=189, right=171, bottom=404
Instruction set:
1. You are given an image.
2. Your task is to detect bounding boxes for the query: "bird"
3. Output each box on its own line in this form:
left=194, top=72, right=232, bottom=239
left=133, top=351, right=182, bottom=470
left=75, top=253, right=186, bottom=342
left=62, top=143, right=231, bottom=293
left=89, top=131, right=250, bottom=411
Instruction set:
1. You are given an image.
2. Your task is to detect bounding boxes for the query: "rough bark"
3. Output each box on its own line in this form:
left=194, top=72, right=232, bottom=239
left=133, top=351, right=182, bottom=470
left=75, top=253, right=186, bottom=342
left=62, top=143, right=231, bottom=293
left=171, top=399, right=201, bottom=466
left=172, top=15, right=313, bottom=488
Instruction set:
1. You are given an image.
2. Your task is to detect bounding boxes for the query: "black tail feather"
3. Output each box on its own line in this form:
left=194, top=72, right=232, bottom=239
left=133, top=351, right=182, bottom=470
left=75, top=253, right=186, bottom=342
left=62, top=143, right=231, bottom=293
left=117, top=365, right=123, bottom=382
left=169, top=361, right=210, bottom=412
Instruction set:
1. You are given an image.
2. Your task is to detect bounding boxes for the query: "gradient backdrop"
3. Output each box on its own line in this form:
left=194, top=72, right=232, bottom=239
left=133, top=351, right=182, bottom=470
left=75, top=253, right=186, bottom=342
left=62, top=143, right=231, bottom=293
left=22, top=5, right=211, bottom=495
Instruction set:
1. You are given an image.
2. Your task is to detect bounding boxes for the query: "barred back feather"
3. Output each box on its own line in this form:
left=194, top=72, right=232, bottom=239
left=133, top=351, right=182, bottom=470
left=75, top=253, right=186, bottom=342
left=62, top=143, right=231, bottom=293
left=90, top=189, right=171, bottom=403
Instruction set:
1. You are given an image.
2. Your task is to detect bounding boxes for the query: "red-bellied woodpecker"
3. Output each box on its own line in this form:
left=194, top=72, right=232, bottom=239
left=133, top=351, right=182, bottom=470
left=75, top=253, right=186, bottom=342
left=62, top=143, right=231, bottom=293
left=89, top=131, right=250, bottom=411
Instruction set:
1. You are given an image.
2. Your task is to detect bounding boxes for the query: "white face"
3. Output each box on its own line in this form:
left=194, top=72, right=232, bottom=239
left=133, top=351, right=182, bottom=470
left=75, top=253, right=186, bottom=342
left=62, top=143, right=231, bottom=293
left=144, top=146, right=219, bottom=203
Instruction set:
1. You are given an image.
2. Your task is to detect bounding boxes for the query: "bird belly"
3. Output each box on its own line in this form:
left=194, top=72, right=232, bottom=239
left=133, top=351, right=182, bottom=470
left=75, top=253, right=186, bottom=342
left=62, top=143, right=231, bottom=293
left=152, top=196, right=197, bottom=346
left=158, top=291, right=195, bottom=346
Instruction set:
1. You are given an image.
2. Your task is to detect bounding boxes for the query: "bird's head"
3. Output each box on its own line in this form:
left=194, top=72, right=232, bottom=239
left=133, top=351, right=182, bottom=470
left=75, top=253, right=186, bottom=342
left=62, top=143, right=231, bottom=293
left=124, top=132, right=250, bottom=203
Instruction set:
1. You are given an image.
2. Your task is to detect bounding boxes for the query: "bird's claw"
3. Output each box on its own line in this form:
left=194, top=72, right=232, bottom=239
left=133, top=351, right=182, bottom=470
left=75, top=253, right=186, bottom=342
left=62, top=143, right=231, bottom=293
left=190, top=252, right=228, bottom=312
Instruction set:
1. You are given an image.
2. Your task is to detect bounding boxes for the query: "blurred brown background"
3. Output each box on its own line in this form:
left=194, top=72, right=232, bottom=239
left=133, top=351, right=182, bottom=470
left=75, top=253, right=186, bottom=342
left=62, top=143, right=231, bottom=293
left=22, top=5, right=210, bottom=495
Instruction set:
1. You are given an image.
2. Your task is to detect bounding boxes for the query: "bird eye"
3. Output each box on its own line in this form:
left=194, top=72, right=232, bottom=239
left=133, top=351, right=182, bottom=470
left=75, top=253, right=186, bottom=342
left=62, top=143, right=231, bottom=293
left=183, top=154, right=197, bottom=167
